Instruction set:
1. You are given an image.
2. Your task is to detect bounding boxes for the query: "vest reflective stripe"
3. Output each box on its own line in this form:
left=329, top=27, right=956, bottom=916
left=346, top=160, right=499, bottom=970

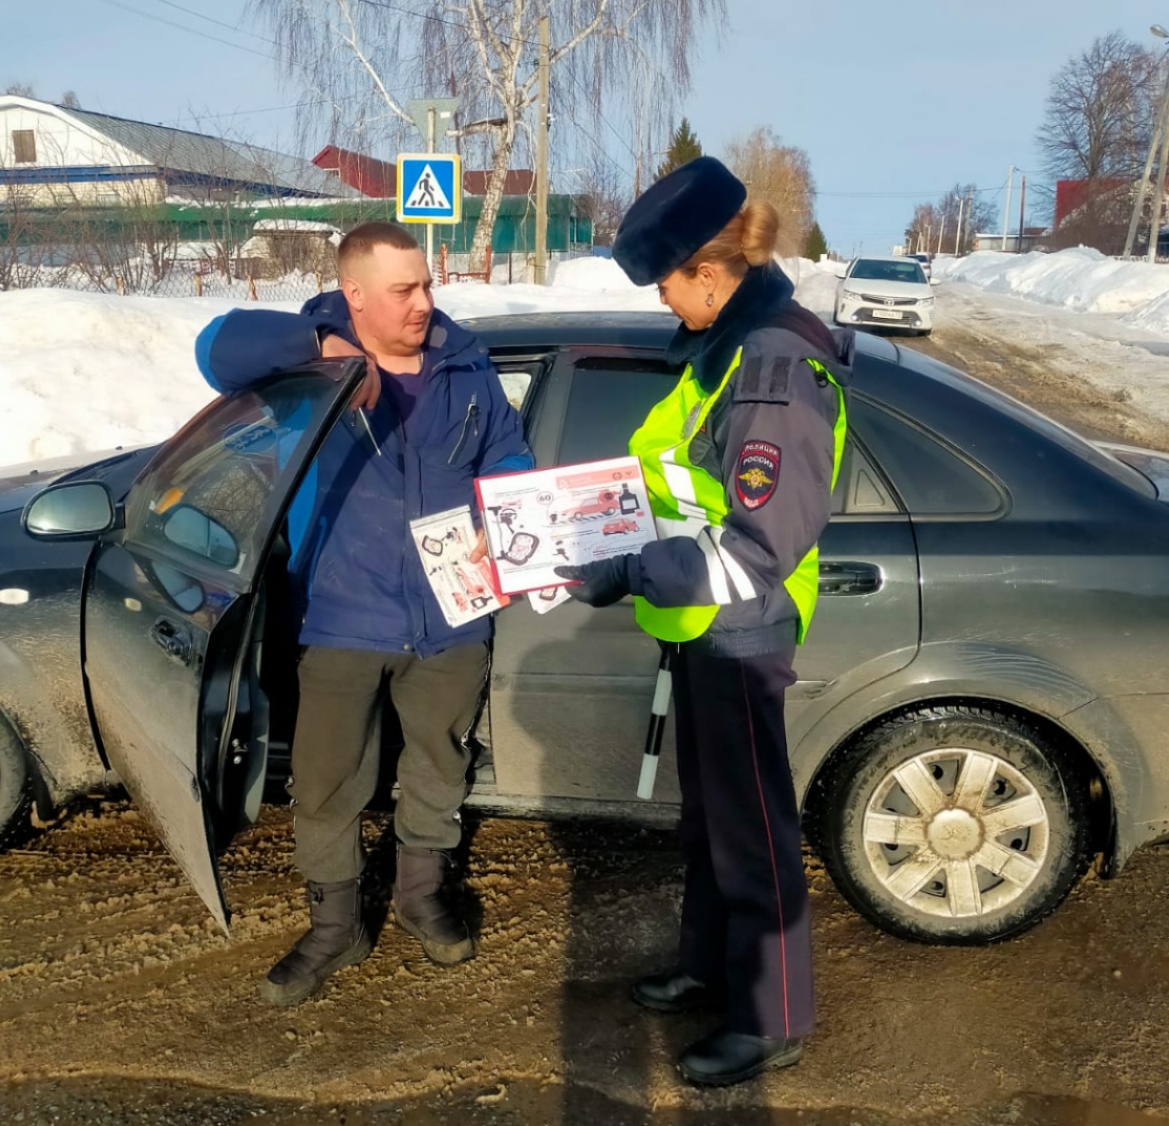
left=629, top=351, right=846, bottom=645
left=707, top=525, right=758, bottom=600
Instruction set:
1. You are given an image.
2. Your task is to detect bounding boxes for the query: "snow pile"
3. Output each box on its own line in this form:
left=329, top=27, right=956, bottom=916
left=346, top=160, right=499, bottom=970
left=934, top=248, right=1169, bottom=331
left=0, top=290, right=246, bottom=466
left=0, top=256, right=834, bottom=469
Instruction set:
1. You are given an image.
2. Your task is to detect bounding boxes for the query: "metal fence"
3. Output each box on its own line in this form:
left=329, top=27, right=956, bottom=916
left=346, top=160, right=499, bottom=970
left=0, top=245, right=594, bottom=301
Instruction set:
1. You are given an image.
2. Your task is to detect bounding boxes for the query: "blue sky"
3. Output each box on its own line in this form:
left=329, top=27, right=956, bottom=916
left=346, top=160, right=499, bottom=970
left=5, top=0, right=1166, bottom=252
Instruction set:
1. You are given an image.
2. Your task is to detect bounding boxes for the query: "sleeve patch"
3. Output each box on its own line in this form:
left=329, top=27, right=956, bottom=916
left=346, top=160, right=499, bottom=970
left=736, top=440, right=781, bottom=510
left=733, top=354, right=793, bottom=403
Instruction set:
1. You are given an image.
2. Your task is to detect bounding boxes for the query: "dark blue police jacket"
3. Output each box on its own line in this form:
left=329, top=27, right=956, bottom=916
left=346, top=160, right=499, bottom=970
left=195, top=292, right=533, bottom=658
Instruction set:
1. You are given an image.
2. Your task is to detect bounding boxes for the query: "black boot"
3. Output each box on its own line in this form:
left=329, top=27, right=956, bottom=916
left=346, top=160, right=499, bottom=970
left=677, top=1027, right=804, bottom=1087
left=392, top=844, right=475, bottom=965
left=260, top=878, right=372, bottom=1007
left=632, top=967, right=725, bottom=1014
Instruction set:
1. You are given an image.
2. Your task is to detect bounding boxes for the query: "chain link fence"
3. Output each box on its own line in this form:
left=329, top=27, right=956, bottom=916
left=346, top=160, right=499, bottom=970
left=1, top=243, right=595, bottom=301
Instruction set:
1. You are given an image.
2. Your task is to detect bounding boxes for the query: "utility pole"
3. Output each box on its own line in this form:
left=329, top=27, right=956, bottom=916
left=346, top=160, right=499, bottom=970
left=426, top=106, right=436, bottom=276
left=1151, top=116, right=1169, bottom=264
left=936, top=216, right=945, bottom=256
left=1124, top=108, right=1167, bottom=257
left=1127, top=37, right=1169, bottom=258
left=954, top=194, right=966, bottom=256
left=533, top=14, right=550, bottom=285
left=1018, top=174, right=1027, bottom=252
left=1001, top=165, right=1014, bottom=251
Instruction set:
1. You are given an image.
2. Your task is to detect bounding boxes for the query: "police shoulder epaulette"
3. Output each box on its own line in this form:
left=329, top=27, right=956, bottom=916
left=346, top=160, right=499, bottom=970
left=733, top=351, right=794, bottom=403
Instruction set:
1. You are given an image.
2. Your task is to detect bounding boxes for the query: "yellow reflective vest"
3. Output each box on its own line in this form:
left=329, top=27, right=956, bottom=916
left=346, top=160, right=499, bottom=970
left=628, top=347, right=847, bottom=645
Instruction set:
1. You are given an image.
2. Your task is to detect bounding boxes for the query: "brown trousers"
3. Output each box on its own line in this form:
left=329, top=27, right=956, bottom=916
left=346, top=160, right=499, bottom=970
left=287, top=642, right=489, bottom=883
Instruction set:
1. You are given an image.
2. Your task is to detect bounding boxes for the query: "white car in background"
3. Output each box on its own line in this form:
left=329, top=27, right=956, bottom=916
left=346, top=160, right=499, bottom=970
left=834, top=256, right=939, bottom=336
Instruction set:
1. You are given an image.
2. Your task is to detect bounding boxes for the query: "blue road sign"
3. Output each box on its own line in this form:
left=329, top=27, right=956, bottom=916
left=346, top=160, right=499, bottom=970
left=397, top=153, right=462, bottom=224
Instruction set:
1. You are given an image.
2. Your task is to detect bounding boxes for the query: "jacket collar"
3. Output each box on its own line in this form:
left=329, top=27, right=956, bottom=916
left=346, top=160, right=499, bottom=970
left=665, top=264, right=795, bottom=392
left=301, top=291, right=485, bottom=371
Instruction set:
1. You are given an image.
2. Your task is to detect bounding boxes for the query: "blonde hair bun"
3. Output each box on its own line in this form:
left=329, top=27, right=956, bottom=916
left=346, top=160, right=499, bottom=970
left=740, top=201, right=781, bottom=267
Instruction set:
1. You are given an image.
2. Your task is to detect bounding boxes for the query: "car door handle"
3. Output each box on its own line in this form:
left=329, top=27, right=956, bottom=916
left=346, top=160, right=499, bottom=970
left=149, top=618, right=193, bottom=665
left=818, top=562, right=883, bottom=596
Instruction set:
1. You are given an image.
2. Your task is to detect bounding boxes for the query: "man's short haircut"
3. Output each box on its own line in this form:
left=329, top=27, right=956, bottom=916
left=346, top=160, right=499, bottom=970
left=337, top=221, right=420, bottom=277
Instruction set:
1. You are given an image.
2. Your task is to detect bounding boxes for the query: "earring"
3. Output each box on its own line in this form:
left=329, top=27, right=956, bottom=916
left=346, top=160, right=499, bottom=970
left=705, top=293, right=714, bottom=307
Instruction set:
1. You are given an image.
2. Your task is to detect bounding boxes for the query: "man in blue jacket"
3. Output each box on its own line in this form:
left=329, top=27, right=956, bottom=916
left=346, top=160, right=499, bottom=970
left=195, top=221, right=532, bottom=1006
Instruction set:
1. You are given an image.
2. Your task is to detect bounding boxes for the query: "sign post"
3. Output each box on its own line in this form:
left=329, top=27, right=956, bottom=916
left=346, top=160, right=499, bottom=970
left=402, top=97, right=460, bottom=274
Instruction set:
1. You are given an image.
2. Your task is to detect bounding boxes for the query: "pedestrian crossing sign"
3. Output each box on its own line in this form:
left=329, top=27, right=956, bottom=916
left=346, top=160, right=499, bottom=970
left=397, top=153, right=462, bottom=224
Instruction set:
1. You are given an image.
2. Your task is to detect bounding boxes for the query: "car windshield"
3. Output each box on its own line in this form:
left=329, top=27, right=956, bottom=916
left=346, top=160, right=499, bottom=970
left=851, top=259, right=927, bottom=284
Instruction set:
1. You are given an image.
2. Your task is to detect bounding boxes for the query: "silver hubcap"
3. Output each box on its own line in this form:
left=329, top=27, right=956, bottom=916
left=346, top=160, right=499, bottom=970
left=861, top=748, right=1050, bottom=919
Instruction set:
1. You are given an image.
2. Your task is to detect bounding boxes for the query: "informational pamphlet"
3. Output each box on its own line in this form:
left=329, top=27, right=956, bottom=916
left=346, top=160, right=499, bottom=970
left=409, top=506, right=510, bottom=628
left=475, top=456, right=657, bottom=595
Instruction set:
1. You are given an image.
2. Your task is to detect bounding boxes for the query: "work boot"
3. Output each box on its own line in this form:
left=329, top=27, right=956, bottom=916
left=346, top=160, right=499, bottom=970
left=260, top=878, right=373, bottom=1007
left=391, top=844, right=475, bottom=965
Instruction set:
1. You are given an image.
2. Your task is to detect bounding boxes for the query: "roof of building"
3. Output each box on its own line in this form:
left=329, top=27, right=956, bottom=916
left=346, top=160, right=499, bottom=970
left=312, top=145, right=397, bottom=198
left=1, top=97, right=355, bottom=198
left=463, top=169, right=535, bottom=196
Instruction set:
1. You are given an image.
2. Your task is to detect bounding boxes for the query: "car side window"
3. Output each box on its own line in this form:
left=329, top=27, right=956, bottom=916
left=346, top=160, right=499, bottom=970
left=124, top=374, right=349, bottom=581
left=831, top=437, right=900, bottom=516
left=557, top=357, right=681, bottom=464
left=494, top=363, right=539, bottom=413
left=849, top=398, right=1003, bottom=516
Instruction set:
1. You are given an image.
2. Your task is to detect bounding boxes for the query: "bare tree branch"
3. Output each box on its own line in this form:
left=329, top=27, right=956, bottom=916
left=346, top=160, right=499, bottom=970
left=248, top=0, right=725, bottom=268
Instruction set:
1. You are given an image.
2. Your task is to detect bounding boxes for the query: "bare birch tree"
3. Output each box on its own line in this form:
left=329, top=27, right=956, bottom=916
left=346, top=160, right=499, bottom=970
left=248, top=0, right=725, bottom=269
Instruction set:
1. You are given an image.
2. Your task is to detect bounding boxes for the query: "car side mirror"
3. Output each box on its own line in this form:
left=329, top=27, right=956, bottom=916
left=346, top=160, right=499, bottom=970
left=835, top=269, right=847, bottom=280
left=23, top=481, right=120, bottom=538
left=930, top=277, right=940, bottom=286
left=162, top=504, right=240, bottom=569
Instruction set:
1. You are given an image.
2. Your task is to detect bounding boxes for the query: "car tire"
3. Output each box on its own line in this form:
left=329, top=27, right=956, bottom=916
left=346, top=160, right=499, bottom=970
left=0, top=716, right=32, bottom=852
left=812, top=705, right=1091, bottom=945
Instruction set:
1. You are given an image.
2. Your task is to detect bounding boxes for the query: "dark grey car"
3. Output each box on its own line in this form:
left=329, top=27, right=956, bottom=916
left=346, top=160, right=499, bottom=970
left=3, top=312, right=1168, bottom=946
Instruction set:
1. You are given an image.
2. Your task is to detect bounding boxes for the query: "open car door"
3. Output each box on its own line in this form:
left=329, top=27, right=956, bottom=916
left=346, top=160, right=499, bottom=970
left=82, top=362, right=363, bottom=932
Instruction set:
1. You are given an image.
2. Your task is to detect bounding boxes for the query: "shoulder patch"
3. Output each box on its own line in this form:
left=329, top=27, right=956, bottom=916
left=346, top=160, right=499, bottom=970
left=733, top=354, right=793, bottom=403
left=735, top=440, right=781, bottom=510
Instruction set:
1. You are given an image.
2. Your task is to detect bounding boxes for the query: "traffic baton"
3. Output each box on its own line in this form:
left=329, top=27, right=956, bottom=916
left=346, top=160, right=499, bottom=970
left=637, top=643, right=674, bottom=801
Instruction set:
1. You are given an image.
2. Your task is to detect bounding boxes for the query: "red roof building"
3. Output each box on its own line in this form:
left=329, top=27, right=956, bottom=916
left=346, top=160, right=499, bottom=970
left=312, top=145, right=397, bottom=198
left=312, top=146, right=537, bottom=202
left=1055, top=178, right=1128, bottom=227
left=463, top=169, right=535, bottom=196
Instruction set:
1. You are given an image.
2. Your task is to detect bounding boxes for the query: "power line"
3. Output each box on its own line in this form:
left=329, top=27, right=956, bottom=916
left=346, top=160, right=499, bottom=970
left=149, top=0, right=278, bottom=44
left=355, top=0, right=544, bottom=50
left=92, top=0, right=277, bottom=60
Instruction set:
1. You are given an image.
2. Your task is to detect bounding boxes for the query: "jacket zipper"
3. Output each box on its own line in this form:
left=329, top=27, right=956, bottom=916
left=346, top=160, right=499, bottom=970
left=447, top=393, right=480, bottom=464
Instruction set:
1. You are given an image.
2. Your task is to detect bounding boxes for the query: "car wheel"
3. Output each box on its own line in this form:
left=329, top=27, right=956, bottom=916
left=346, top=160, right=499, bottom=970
left=0, top=716, right=32, bottom=851
left=813, top=705, right=1091, bottom=944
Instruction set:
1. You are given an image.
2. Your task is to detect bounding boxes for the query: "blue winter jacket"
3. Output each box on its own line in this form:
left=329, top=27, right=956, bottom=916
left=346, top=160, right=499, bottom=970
left=195, top=292, right=533, bottom=657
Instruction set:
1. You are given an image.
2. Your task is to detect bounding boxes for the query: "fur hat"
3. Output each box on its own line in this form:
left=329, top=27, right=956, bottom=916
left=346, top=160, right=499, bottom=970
left=612, top=156, right=747, bottom=286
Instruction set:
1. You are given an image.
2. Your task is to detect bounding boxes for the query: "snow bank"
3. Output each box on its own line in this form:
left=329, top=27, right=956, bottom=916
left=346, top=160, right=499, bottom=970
left=934, top=248, right=1169, bottom=332
left=0, top=257, right=831, bottom=468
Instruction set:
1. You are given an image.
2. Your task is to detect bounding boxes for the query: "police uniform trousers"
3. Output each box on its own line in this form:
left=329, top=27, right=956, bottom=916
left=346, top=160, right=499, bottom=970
left=673, top=638, right=815, bottom=1040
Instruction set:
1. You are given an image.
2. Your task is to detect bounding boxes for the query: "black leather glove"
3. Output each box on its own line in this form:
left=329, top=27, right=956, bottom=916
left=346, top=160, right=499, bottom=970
left=554, top=555, right=640, bottom=607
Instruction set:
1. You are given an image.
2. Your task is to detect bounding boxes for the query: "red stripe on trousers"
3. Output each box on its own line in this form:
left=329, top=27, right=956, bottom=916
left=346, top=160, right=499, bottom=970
left=740, top=658, right=790, bottom=1039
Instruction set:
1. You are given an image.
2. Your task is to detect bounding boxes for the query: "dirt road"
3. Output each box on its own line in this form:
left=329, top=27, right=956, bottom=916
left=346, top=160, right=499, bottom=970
left=3, top=284, right=1169, bottom=1126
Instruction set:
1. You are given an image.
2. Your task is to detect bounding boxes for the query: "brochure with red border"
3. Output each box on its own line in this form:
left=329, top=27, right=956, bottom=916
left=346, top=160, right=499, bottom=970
left=474, top=456, right=657, bottom=595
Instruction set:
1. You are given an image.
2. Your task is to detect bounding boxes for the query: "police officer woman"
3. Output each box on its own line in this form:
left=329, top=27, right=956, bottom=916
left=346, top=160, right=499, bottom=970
left=555, top=157, right=852, bottom=1087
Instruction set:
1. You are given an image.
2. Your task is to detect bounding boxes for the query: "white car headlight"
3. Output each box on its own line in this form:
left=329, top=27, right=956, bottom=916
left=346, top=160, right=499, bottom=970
left=919, top=296, right=935, bottom=306
left=842, top=288, right=864, bottom=301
